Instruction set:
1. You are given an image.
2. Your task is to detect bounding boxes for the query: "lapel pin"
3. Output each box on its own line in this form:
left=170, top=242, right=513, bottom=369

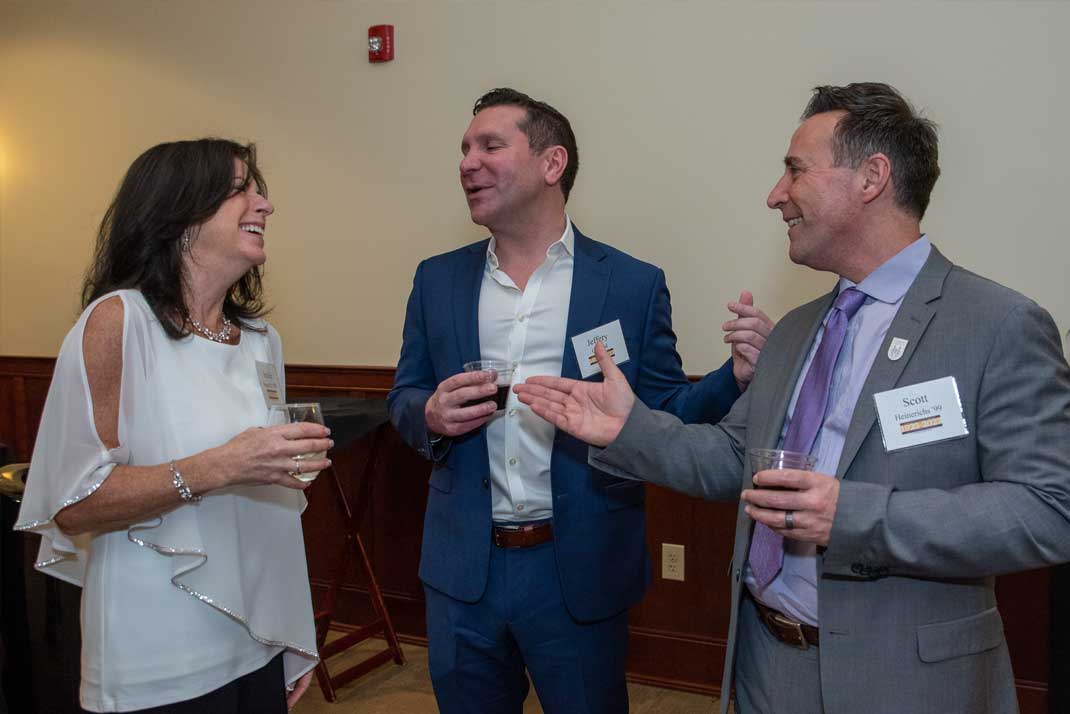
left=887, top=337, right=908, bottom=361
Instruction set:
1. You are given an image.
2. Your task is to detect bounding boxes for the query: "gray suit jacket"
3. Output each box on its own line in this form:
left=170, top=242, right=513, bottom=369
left=592, top=247, right=1070, bottom=714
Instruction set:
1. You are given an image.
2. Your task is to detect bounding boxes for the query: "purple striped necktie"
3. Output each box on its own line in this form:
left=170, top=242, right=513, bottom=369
left=748, top=287, right=867, bottom=589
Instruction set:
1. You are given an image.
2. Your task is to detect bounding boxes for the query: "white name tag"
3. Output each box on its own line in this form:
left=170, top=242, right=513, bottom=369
left=571, top=319, right=630, bottom=378
left=873, top=376, right=969, bottom=451
left=255, top=360, right=285, bottom=407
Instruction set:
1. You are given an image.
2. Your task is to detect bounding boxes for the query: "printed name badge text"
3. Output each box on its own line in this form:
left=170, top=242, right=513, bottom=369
left=873, top=376, right=968, bottom=451
left=571, top=319, right=630, bottom=379
left=256, top=360, right=285, bottom=408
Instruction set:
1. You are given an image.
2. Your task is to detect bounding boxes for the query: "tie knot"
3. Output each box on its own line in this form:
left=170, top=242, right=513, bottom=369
left=833, top=287, right=866, bottom=321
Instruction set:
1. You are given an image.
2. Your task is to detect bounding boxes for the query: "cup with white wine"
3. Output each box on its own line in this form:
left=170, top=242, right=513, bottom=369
left=268, top=402, right=326, bottom=482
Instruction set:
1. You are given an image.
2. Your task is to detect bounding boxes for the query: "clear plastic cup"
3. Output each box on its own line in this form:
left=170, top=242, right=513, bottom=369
left=747, top=448, right=816, bottom=489
left=462, top=360, right=515, bottom=411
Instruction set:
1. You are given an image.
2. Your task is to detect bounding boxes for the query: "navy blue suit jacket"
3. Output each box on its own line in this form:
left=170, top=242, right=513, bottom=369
left=388, top=225, right=739, bottom=622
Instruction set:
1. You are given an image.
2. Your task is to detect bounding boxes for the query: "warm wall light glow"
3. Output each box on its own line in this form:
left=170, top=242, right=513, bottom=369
left=0, top=133, right=9, bottom=183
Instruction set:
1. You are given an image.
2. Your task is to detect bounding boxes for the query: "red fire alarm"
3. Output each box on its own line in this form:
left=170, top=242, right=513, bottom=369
left=368, top=25, right=394, bottom=62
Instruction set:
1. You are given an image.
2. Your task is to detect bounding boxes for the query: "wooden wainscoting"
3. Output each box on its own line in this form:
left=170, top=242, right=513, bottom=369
left=285, top=366, right=431, bottom=646
left=0, top=357, right=54, bottom=463
left=0, top=355, right=1055, bottom=710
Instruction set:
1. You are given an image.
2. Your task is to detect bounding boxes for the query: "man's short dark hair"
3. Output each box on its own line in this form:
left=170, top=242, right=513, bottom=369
left=473, top=88, right=579, bottom=201
left=803, top=82, right=940, bottom=220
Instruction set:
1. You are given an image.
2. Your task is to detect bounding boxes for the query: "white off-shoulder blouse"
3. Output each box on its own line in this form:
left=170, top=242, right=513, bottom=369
left=15, top=290, right=318, bottom=712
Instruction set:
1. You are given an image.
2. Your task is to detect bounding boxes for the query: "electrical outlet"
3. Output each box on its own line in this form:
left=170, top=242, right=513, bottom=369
left=662, top=543, right=685, bottom=582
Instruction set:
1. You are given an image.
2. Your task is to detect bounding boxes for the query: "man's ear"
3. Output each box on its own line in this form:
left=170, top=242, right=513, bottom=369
left=542, top=145, right=568, bottom=187
left=860, top=152, right=892, bottom=204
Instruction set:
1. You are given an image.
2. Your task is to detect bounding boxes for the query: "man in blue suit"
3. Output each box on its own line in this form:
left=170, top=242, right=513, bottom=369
left=388, top=88, right=771, bottom=714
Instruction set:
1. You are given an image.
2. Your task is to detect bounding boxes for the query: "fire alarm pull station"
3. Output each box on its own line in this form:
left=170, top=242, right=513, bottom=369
left=368, top=25, right=394, bottom=62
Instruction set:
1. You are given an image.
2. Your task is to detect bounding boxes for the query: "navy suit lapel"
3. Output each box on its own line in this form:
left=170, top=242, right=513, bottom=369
left=561, top=227, right=610, bottom=380
left=553, top=227, right=610, bottom=501
left=835, top=248, right=951, bottom=478
left=452, top=239, right=488, bottom=368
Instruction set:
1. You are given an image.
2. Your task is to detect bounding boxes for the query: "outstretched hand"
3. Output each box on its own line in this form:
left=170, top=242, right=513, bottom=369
left=514, top=342, right=635, bottom=447
left=723, top=290, right=774, bottom=391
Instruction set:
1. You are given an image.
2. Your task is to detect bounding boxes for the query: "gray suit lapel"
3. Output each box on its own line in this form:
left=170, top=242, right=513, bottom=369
left=835, top=248, right=952, bottom=478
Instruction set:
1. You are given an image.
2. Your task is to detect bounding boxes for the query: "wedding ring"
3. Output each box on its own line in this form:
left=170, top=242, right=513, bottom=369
left=785, top=510, right=795, bottom=530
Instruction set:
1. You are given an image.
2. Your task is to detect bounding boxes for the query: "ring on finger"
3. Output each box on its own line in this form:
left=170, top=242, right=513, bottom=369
left=785, top=510, right=795, bottom=530
left=285, top=458, right=303, bottom=479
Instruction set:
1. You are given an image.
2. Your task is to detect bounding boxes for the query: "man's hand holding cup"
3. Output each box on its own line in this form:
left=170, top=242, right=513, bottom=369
left=425, top=360, right=514, bottom=439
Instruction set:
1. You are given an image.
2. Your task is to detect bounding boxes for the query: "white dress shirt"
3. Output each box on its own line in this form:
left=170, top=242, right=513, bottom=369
left=479, top=218, right=574, bottom=522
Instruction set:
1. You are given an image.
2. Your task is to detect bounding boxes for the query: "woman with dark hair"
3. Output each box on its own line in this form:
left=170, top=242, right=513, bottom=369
left=15, top=139, right=330, bottom=713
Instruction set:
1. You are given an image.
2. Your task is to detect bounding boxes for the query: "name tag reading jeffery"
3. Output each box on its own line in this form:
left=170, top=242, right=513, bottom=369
left=255, top=360, right=285, bottom=408
left=571, top=319, right=630, bottom=379
left=873, top=376, right=968, bottom=452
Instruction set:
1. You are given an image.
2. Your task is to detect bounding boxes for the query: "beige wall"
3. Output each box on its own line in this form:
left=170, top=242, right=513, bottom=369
left=1, top=0, right=1067, bottom=367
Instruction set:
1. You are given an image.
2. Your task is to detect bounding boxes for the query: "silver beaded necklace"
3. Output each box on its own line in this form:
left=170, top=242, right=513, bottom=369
left=188, top=315, right=234, bottom=344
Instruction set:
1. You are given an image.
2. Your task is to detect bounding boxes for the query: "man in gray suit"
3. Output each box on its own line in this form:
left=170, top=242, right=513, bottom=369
left=515, top=82, right=1070, bottom=714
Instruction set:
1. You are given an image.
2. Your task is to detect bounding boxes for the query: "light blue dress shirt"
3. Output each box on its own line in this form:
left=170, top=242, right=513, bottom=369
left=745, top=236, right=933, bottom=626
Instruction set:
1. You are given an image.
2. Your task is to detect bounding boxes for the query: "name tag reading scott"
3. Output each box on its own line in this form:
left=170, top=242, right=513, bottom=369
left=571, top=319, right=630, bottom=379
left=255, top=360, right=285, bottom=408
left=873, top=376, right=968, bottom=452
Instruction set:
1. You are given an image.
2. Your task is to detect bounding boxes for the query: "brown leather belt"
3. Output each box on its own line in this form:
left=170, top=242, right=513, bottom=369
left=750, top=595, right=820, bottom=649
left=492, top=522, right=554, bottom=548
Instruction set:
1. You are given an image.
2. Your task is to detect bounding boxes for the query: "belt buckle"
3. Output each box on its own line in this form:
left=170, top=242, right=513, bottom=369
left=493, top=524, right=523, bottom=548
left=771, top=611, right=809, bottom=650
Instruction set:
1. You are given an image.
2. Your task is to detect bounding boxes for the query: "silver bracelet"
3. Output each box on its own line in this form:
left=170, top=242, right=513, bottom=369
left=169, top=460, right=202, bottom=503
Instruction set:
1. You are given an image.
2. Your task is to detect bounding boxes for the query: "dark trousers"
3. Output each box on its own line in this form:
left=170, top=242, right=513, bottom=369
left=424, top=539, right=629, bottom=714
left=83, top=653, right=286, bottom=714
